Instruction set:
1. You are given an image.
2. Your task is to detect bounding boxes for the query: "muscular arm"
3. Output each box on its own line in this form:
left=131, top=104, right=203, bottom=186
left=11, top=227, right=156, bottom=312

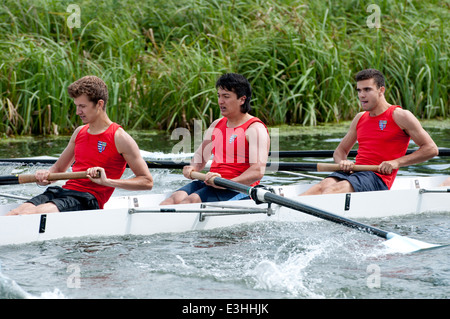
left=333, top=113, right=363, bottom=171
left=52, top=127, right=83, bottom=172
left=182, top=119, right=219, bottom=178
left=34, top=127, right=81, bottom=185
left=203, top=122, right=270, bottom=187
left=379, top=109, right=438, bottom=173
left=89, top=128, right=153, bottom=190
left=228, top=122, right=270, bottom=186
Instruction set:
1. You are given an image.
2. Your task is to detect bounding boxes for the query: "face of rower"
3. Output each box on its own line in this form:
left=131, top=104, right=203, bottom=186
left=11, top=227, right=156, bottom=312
left=217, top=88, right=246, bottom=118
left=356, top=78, right=385, bottom=112
left=74, top=94, right=103, bottom=124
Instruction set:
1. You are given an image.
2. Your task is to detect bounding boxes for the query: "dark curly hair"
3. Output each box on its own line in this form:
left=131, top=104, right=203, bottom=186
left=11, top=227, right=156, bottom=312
left=68, top=76, right=109, bottom=108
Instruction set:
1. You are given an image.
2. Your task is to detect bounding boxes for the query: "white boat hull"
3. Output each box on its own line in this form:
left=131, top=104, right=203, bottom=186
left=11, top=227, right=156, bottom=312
left=0, top=176, right=448, bottom=246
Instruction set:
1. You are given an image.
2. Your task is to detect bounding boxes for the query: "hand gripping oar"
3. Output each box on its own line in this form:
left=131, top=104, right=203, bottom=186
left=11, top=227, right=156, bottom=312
left=0, top=171, right=97, bottom=185
left=190, top=172, right=445, bottom=254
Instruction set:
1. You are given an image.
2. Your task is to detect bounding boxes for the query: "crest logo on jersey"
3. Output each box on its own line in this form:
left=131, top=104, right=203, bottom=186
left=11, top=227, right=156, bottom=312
left=379, top=120, right=387, bottom=130
left=97, top=141, right=107, bottom=153
left=229, top=134, right=238, bottom=143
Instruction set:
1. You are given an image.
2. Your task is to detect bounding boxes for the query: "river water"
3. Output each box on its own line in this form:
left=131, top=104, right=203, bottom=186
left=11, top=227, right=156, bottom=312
left=0, top=123, right=448, bottom=304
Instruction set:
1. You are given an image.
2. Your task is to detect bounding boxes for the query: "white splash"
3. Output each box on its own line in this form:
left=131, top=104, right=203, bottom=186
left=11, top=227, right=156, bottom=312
left=248, top=242, right=326, bottom=298
left=1, top=270, right=67, bottom=299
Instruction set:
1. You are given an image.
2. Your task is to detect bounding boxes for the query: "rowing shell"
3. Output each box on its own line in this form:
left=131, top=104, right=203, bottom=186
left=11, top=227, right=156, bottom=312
left=0, top=175, right=448, bottom=246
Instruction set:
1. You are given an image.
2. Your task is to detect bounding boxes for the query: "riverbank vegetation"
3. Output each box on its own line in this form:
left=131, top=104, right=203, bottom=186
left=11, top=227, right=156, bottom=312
left=0, top=0, right=448, bottom=135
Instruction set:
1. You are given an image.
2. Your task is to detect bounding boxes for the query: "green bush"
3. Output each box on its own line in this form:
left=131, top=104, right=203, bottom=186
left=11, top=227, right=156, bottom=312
left=0, top=0, right=448, bottom=135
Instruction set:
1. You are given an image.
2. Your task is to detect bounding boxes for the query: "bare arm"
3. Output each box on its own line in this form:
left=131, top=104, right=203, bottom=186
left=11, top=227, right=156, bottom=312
left=88, top=128, right=153, bottom=190
left=34, top=126, right=82, bottom=185
left=333, top=113, right=363, bottom=171
left=378, top=108, right=438, bottom=174
left=182, top=119, right=219, bottom=179
left=229, top=122, right=270, bottom=186
left=204, top=122, right=270, bottom=187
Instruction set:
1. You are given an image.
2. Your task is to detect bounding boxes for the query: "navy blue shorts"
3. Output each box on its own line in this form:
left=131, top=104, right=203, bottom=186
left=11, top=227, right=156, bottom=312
left=27, top=186, right=99, bottom=212
left=328, top=171, right=388, bottom=192
left=176, top=180, right=250, bottom=202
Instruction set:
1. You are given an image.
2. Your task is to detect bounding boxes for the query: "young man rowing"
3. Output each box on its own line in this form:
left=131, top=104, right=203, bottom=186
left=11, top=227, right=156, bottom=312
left=160, top=73, right=270, bottom=204
left=301, top=69, right=438, bottom=195
left=7, top=76, right=153, bottom=215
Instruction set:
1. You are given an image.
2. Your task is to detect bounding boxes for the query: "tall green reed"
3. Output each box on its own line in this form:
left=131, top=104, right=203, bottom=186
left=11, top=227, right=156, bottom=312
left=0, top=0, right=448, bottom=136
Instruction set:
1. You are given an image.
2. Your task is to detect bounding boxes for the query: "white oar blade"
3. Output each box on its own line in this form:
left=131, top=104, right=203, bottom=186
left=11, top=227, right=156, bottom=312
left=383, top=232, right=443, bottom=254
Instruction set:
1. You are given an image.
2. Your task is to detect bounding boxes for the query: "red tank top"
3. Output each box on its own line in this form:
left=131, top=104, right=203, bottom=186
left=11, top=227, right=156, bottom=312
left=63, top=123, right=127, bottom=208
left=209, top=117, right=267, bottom=186
left=356, top=105, right=410, bottom=189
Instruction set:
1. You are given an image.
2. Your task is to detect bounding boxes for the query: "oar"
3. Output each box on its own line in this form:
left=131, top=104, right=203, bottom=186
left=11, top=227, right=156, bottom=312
left=142, top=148, right=450, bottom=158
left=269, top=148, right=450, bottom=158
left=279, top=171, right=324, bottom=181
left=190, top=171, right=445, bottom=254
left=143, top=161, right=380, bottom=172
left=0, top=171, right=95, bottom=185
left=0, top=147, right=448, bottom=165
left=0, top=158, right=381, bottom=172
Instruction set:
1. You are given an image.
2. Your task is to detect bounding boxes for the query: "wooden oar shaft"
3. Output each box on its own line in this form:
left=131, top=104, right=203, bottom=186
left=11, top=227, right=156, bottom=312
left=18, top=171, right=90, bottom=184
left=316, top=163, right=379, bottom=172
left=190, top=171, right=389, bottom=239
left=0, top=171, right=92, bottom=185
left=143, top=161, right=379, bottom=172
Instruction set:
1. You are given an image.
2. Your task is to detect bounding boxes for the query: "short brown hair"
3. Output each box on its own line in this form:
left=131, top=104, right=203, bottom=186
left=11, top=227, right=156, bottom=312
left=68, top=76, right=109, bottom=106
left=355, top=69, right=385, bottom=88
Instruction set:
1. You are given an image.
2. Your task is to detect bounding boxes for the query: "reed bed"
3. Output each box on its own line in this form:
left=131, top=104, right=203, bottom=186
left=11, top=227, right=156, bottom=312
left=0, top=0, right=448, bottom=135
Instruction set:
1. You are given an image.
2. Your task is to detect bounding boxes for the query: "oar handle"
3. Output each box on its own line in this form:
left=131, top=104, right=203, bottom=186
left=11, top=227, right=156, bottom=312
left=17, top=171, right=94, bottom=184
left=191, top=165, right=380, bottom=182
left=190, top=171, right=208, bottom=181
left=317, top=163, right=379, bottom=172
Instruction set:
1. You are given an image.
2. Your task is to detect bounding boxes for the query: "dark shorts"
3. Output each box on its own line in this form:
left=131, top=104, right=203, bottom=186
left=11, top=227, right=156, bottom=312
left=177, top=180, right=250, bottom=202
left=27, top=186, right=99, bottom=212
left=328, top=171, right=388, bottom=192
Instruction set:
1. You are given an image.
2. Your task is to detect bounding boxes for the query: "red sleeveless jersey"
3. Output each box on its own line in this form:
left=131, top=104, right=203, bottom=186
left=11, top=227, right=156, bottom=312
left=355, top=105, right=410, bottom=189
left=63, top=123, right=127, bottom=208
left=209, top=117, right=267, bottom=186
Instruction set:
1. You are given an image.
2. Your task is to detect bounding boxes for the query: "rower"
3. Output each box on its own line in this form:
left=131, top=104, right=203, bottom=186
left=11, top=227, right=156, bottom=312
left=7, top=76, right=153, bottom=216
left=301, top=68, right=438, bottom=196
left=160, top=73, right=270, bottom=205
